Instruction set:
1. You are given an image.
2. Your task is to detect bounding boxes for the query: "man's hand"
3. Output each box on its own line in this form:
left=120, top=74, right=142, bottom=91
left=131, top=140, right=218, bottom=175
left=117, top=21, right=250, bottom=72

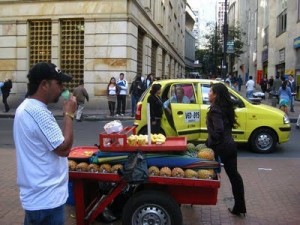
left=63, top=94, right=77, bottom=114
left=54, top=94, right=77, bottom=157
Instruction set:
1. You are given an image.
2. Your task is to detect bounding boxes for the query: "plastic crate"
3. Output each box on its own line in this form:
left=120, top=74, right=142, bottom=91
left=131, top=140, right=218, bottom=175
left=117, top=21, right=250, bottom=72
left=99, top=126, right=187, bottom=152
left=99, top=126, right=136, bottom=149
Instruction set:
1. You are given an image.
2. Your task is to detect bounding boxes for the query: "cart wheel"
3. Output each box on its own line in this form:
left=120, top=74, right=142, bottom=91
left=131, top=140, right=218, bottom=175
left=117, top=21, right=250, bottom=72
left=122, top=190, right=182, bottom=225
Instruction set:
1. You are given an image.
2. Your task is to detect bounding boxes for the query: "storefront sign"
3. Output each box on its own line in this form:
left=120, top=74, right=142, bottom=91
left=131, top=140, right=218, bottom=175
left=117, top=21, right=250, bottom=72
left=294, top=36, right=300, bottom=49
left=285, top=69, right=294, bottom=75
left=279, top=49, right=285, bottom=62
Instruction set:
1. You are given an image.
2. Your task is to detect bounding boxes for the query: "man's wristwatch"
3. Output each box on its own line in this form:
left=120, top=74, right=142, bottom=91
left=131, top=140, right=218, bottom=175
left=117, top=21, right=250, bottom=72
left=64, top=112, right=74, bottom=120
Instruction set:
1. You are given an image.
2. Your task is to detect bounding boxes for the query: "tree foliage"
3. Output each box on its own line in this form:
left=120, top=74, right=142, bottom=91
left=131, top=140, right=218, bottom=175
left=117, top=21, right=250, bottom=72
left=195, top=22, right=245, bottom=77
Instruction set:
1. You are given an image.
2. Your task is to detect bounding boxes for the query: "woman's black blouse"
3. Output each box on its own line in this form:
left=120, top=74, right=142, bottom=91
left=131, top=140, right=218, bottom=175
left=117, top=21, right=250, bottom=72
left=147, top=94, right=163, bottom=121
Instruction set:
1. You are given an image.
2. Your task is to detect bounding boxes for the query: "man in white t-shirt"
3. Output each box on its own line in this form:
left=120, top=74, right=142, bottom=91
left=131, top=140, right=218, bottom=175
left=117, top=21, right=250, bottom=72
left=13, top=62, right=77, bottom=225
left=246, top=76, right=255, bottom=98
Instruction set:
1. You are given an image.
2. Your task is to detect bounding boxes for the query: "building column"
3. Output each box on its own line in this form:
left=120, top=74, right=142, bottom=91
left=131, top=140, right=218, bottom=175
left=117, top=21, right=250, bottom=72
left=143, top=34, right=152, bottom=76
left=164, top=54, right=170, bottom=79
left=170, top=58, right=174, bottom=78
left=156, top=46, right=162, bottom=78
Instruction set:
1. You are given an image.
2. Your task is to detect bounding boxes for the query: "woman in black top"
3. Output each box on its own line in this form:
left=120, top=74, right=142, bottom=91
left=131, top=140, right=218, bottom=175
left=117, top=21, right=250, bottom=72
left=206, top=83, right=246, bottom=217
left=147, top=84, right=163, bottom=134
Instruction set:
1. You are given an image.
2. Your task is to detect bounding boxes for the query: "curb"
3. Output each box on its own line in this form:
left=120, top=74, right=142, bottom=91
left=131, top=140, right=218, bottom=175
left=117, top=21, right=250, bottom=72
left=0, top=113, right=297, bottom=123
left=0, top=113, right=135, bottom=122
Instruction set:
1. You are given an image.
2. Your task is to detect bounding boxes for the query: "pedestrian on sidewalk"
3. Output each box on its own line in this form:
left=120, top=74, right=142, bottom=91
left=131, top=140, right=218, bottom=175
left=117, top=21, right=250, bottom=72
left=107, top=77, right=120, bottom=117
left=272, top=75, right=282, bottom=104
left=145, top=73, right=155, bottom=89
left=13, top=62, right=77, bottom=225
left=260, top=75, right=268, bottom=96
left=73, top=80, right=89, bottom=122
left=206, top=83, right=246, bottom=217
left=279, top=80, right=292, bottom=114
left=129, top=75, right=144, bottom=117
left=148, top=84, right=163, bottom=134
left=245, top=75, right=254, bottom=98
left=1, top=78, right=12, bottom=112
left=287, top=75, right=296, bottom=112
left=116, top=73, right=128, bottom=116
left=237, top=75, right=243, bottom=92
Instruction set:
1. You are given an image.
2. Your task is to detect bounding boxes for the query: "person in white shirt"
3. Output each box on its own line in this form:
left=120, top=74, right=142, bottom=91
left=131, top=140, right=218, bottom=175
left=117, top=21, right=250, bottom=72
left=245, top=76, right=255, bottom=99
left=116, top=73, right=128, bottom=116
left=13, top=62, right=77, bottom=225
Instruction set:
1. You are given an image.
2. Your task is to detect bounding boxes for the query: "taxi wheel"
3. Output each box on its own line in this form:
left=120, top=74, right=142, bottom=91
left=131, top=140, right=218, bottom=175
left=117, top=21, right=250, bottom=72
left=250, top=128, right=277, bottom=153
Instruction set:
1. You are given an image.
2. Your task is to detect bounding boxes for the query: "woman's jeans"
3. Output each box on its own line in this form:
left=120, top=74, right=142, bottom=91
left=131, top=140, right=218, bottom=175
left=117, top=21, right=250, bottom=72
left=24, top=204, right=65, bottom=225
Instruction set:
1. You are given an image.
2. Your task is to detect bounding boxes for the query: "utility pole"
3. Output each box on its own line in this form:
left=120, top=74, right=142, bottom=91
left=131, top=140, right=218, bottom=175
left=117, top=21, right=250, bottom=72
left=223, top=0, right=228, bottom=79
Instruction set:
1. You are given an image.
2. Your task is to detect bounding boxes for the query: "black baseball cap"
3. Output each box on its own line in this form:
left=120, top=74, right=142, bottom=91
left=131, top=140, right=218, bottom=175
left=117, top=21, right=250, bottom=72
left=27, top=62, right=72, bottom=83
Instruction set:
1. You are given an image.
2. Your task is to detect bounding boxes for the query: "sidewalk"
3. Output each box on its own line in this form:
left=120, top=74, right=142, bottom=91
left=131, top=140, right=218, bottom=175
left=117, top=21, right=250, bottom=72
left=0, top=86, right=299, bottom=123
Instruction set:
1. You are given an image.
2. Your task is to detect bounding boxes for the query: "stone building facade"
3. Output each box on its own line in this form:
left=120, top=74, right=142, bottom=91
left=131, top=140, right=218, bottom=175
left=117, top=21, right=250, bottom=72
left=229, top=0, right=300, bottom=94
left=0, top=0, right=187, bottom=109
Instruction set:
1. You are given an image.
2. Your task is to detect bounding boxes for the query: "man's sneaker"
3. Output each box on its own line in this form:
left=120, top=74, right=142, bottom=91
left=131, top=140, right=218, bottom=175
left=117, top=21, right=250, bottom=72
left=121, top=114, right=125, bottom=116
left=115, top=114, right=120, bottom=117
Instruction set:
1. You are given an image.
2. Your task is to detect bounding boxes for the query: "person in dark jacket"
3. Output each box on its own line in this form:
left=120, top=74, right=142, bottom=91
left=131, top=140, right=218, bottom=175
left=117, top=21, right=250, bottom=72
left=287, top=75, right=296, bottom=112
left=206, top=83, right=246, bottom=217
left=73, top=80, right=89, bottom=122
left=1, top=78, right=12, bottom=112
left=147, top=84, right=163, bottom=134
left=129, top=75, right=144, bottom=117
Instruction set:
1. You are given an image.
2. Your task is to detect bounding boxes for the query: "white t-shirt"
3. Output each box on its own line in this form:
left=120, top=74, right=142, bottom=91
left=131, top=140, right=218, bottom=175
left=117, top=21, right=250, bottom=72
left=246, top=79, right=255, bottom=91
left=13, top=98, right=67, bottom=210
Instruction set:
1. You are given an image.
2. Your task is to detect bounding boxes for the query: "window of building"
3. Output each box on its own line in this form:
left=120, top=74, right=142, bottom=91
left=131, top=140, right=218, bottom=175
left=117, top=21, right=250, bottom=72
left=277, top=9, right=287, bottom=36
left=162, top=50, right=166, bottom=79
left=60, top=19, right=84, bottom=90
left=298, top=0, right=300, bottom=21
left=137, top=29, right=145, bottom=76
left=151, top=41, right=158, bottom=75
left=29, top=20, right=52, bottom=67
left=263, top=26, right=269, bottom=46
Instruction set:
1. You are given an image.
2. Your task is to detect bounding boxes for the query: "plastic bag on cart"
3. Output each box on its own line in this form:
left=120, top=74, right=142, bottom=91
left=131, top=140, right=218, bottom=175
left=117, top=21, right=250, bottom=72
left=118, top=152, right=148, bottom=184
left=104, top=120, right=123, bottom=134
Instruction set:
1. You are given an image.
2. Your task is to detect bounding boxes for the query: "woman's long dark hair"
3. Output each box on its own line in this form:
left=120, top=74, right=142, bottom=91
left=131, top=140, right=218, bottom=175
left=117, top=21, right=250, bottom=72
left=281, top=80, right=287, bottom=90
left=150, top=83, right=161, bottom=95
left=210, top=83, right=239, bottom=129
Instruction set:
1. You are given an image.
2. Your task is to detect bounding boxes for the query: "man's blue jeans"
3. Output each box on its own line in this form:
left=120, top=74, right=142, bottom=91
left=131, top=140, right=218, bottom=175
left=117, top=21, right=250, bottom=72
left=246, top=90, right=253, bottom=99
left=24, top=204, right=65, bottom=225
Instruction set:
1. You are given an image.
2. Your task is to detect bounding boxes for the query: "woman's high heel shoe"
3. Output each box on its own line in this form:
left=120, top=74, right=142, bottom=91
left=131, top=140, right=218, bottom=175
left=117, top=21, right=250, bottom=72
left=228, top=208, right=246, bottom=217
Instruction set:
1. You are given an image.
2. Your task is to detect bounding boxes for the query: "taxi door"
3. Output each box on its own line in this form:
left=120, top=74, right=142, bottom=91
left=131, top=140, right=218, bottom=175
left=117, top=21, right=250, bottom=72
left=198, top=84, right=247, bottom=142
left=169, top=83, right=201, bottom=140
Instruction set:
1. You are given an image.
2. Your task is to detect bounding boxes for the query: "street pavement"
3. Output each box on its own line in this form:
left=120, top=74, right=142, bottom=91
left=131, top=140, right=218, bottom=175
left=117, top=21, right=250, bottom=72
left=1, top=86, right=300, bottom=225
left=1, top=147, right=300, bottom=225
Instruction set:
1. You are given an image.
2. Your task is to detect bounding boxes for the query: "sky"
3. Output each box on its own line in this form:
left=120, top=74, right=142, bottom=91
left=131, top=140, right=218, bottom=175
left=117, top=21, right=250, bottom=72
left=187, top=0, right=217, bottom=24
left=187, top=0, right=217, bottom=48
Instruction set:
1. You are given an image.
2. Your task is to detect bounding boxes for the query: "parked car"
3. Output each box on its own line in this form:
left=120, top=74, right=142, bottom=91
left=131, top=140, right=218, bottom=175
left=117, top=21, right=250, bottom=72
left=134, top=79, right=291, bottom=153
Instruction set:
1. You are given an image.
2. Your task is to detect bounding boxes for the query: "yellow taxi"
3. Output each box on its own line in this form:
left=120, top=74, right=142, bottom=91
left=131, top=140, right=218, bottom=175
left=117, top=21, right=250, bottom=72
left=134, top=79, right=291, bottom=153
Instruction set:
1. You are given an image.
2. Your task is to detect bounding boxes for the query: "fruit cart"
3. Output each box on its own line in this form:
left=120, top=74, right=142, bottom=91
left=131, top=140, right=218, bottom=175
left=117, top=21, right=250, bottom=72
left=68, top=126, right=221, bottom=225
